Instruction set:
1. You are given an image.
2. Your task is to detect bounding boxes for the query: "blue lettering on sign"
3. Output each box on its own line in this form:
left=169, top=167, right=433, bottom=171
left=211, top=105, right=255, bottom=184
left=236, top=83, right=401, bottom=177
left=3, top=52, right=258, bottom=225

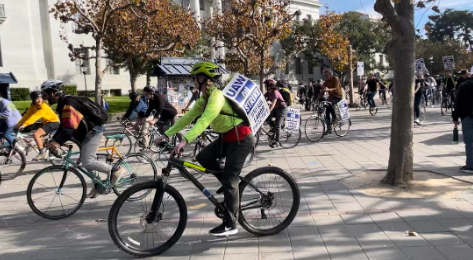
left=243, top=87, right=261, bottom=114
left=234, top=81, right=254, bottom=103
left=227, top=75, right=251, bottom=98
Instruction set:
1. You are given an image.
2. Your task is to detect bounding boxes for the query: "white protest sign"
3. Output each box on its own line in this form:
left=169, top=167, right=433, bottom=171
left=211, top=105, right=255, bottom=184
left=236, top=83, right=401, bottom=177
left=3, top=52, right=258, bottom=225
left=285, top=108, right=300, bottom=133
left=222, top=74, right=270, bottom=134
left=443, top=56, right=455, bottom=70
left=415, top=58, right=426, bottom=73
left=357, top=62, right=364, bottom=76
left=336, top=99, right=350, bottom=124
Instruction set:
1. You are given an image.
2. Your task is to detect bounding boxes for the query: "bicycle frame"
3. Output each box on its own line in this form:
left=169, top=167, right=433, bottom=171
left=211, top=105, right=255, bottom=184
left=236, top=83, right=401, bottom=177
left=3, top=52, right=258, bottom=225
left=57, top=143, right=134, bottom=192
left=146, top=157, right=270, bottom=223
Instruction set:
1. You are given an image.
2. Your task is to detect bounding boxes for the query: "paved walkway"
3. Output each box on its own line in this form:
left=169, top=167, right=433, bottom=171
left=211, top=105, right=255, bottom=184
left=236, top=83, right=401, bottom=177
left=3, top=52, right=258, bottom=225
left=1, top=102, right=473, bottom=260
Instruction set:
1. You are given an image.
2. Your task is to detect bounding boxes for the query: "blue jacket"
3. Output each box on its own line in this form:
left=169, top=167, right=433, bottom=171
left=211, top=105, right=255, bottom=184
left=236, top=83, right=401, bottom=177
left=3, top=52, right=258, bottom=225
left=123, top=96, right=148, bottom=120
left=0, top=98, right=21, bottom=128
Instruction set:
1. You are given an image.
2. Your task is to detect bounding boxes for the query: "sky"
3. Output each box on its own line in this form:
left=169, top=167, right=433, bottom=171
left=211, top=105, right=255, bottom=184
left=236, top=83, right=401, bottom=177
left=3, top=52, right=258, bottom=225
left=319, top=0, right=473, bottom=35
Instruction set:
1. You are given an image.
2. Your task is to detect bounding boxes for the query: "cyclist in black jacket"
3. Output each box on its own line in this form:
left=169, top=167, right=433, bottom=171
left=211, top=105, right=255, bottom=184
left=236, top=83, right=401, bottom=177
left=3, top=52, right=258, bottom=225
left=141, top=86, right=178, bottom=149
left=41, top=80, right=124, bottom=198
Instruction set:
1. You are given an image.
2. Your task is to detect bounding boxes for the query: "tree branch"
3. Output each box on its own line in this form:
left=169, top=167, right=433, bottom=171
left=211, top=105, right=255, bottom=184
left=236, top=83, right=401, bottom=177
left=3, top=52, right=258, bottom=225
left=72, top=0, right=100, bottom=34
left=374, top=0, right=403, bottom=30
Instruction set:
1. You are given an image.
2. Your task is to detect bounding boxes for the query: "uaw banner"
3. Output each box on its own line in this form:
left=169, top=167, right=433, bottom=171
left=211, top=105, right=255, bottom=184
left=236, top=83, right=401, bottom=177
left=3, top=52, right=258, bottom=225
left=415, top=58, right=427, bottom=73
left=286, top=108, right=300, bottom=133
left=443, top=56, right=455, bottom=70
left=222, top=74, right=270, bottom=134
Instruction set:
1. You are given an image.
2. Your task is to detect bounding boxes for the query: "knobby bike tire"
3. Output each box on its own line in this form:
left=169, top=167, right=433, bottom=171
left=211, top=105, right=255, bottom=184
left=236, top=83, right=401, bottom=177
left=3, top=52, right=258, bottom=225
left=0, top=147, right=26, bottom=178
left=108, top=181, right=187, bottom=257
left=105, top=133, right=133, bottom=156
left=304, top=116, right=325, bottom=142
left=112, top=153, right=158, bottom=199
left=334, top=119, right=352, bottom=137
left=27, top=165, right=86, bottom=220
left=238, top=166, right=300, bottom=236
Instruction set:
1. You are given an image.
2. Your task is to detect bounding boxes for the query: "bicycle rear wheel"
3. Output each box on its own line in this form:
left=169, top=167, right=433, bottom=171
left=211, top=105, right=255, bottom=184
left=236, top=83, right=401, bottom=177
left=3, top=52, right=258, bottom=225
left=27, top=165, right=86, bottom=220
left=334, top=119, right=351, bottom=137
left=0, top=147, right=26, bottom=178
left=105, top=133, right=133, bottom=157
left=238, top=166, right=300, bottom=236
left=112, top=153, right=158, bottom=198
left=109, top=181, right=187, bottom=257
left=304, top=116, right=325, bottom=142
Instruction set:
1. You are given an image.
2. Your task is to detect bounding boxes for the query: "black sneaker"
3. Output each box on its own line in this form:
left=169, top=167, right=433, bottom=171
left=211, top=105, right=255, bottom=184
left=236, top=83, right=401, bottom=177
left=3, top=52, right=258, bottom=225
left=209, top=222, right=238, bottom=237
left=460, top=166, right=473, bottom=174
left=269, top=142, right=279, bottom=148
left=216, top=186, right=224, bottom=194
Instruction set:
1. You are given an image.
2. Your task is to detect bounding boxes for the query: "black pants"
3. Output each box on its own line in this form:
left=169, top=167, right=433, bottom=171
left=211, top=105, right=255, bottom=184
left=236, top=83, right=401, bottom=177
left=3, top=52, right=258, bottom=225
left=196, top=134, right=255, bottom=226
left=269, top=108, right=285, bottom=142
left=414, top=90, right=423, bottom=118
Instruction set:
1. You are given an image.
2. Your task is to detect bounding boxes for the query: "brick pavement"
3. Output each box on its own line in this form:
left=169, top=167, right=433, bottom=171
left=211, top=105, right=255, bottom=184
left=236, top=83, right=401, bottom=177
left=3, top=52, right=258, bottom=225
left=1, top=103, right=473, bottom=260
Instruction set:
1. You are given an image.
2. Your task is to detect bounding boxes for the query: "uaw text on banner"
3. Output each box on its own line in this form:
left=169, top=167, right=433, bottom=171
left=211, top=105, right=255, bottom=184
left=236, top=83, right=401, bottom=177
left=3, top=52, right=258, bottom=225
left=222, top=74, right=270, bottom=134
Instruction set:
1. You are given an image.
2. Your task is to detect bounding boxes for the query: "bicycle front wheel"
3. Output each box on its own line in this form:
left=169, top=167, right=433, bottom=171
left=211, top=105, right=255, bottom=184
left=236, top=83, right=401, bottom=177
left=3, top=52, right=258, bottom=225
left=334, top=119, right=352, bottom=137
left=109, top=181, right=187, bottom=257
left=279, top=126, right=301, bottom=149
left=304, top=116, right=325, bottom=142
left=112, top=153, right=158, bottom=198
left=0, top=147, right=26, bottom=178
left=238, top=166, right=300, bottom=236
left=27, top=165, right=86, bottom=220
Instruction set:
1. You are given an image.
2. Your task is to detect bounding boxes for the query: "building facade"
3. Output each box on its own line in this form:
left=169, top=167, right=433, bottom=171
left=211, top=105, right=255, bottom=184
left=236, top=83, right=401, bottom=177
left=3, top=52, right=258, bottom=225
left=0, top=0, right=322, bottom=93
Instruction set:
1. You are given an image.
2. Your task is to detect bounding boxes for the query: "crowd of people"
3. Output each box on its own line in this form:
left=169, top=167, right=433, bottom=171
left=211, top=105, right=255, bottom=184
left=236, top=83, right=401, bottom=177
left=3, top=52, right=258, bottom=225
left=0, top=61, right=472, bottom=236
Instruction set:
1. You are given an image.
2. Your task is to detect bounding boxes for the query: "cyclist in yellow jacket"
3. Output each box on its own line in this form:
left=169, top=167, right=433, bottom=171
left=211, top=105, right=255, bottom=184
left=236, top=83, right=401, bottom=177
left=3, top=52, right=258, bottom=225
left=15, top=91, right=60, bottom=161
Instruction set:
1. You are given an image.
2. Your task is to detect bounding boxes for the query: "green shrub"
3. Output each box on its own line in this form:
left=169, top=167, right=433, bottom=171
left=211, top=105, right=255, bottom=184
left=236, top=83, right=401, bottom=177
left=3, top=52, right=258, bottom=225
left=63, top=85, right=78, bottom=96
left=10, top=88, right=30, bottom=101
left=77, top=91, right=95, bottom=97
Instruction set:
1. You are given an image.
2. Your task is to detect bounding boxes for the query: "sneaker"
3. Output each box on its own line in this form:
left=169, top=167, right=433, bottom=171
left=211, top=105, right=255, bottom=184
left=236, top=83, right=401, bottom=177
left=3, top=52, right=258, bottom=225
left=86, top=188, right=99, bottom=199
left=414, top=118, right=421, bottom=125
left=460, top=166, right=473, bottom=174
left=324, top=129, right=332, bottom=135
left=209, top=222, right=238, bottom=237
left=111, top=167, right=125, bottom=186
left=269, top=142, right=279, bottom=148
left=33, top=152, right=49, bottom=161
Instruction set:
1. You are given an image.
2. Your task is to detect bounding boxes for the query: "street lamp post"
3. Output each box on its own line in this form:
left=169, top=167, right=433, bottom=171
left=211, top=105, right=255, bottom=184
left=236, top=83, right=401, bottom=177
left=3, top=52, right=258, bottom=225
left=80, top=63, right=88, bottom=97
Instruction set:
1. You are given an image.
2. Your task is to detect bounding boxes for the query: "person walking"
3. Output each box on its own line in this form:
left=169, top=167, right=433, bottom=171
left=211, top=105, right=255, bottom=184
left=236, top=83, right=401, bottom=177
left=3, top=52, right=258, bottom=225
left=452, top=74, right=473, bottom=173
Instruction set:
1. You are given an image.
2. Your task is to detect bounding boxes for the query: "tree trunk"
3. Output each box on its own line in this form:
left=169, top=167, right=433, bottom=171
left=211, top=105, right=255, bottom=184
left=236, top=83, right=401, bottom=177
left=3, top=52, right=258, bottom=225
left=129, top=69, right=138, bottom=93
left=348, top=45, right=356, bottom=107
left=95, top=39, right=103, bottom=106
left=146, top=69, right=151, bottom=88
left=375, top=0, right=415, bottom=185
left=259, top=49, right=265, bottom=91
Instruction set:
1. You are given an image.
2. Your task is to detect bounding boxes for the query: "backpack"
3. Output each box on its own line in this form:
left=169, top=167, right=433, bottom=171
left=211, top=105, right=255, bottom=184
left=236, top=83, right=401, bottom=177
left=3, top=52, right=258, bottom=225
left=280, top=88, right=292, bottom=106
left=220, top=97, right=250, bottom=126
left=69, top=96, right=108, bottom=125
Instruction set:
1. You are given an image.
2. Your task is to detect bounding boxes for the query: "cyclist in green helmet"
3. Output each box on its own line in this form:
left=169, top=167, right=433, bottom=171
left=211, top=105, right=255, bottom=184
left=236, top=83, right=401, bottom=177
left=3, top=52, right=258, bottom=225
left=155, top=61, right=255, bottom=237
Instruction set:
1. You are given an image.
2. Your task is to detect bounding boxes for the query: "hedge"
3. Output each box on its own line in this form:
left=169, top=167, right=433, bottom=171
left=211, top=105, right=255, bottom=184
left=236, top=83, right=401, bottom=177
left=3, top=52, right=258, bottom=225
left=10, top=88, right=30, bottom=101
left=64, top=85, right=77, bottom=96
left=77, top=90, right=96, bottom=97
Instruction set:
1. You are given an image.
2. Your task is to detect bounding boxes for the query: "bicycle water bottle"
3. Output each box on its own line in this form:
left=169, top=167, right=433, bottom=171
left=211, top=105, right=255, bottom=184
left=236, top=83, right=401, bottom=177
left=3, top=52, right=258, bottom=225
left=453, top=125, right=459, bottom=145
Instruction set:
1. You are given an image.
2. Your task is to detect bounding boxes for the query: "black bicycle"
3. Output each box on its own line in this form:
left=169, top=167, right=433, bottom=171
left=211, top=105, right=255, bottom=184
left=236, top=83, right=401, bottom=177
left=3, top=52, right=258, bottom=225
left=108, top=155, right=300, bottom=257
left=441, top=90, right=454, bottom=116
left=255, top=116, right=301, bottom=149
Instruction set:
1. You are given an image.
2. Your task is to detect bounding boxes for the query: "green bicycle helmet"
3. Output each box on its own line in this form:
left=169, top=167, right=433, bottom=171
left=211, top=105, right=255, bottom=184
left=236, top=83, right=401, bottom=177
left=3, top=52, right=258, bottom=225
left=191, top=61, right=221, bottom=78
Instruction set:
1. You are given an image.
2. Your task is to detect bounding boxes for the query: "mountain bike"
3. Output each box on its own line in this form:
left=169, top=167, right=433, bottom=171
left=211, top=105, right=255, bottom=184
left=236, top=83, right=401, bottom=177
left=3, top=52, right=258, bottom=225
left=367, top=92, right=378, bottom=116
left=304, top=101, right=351, bottom=142
left=108, top=155, right=300, bottom=257
left=26, top=134, right=158, bottom=220
left=255, top=116, right=301, bottom=149
left=379, top=89, right=390, bottom=109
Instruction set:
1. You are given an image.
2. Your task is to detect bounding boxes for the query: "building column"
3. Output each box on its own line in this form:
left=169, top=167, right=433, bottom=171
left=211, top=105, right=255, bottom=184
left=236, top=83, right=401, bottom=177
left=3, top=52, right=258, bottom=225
left=189, top=0, right=201, bottom=26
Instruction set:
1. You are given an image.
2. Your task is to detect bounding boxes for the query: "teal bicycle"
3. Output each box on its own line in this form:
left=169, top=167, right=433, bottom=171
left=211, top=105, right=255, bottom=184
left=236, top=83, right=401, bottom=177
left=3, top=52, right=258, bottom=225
left=26, top=134, right=158, bottom=220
